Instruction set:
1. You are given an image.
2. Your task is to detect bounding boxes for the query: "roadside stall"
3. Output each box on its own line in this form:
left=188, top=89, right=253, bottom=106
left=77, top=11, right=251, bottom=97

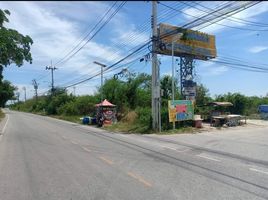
left=207, top=102, right=245, bottom=127
left=95, top=99, right=117, bottom=127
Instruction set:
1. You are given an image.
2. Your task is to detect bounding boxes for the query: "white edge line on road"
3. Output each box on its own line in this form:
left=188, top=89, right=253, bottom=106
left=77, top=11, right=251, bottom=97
left=249, top=168, right=268, bottom=175
left=1, top=114, right=9, bottom=134
left=197, top=154, right=221, bottom=162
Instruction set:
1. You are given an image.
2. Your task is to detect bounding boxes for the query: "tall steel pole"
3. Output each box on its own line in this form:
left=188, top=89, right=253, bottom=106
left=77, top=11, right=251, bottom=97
left=151, top=1, right=160, bottom=132
left=171, top=34, right=182, bottom=130
left=93, top=61, right=106, bottom=103
left=172, top=40, right=175, bottom=130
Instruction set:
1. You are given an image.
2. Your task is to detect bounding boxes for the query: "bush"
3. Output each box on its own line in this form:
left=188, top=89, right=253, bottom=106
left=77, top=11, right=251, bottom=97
left=135, top=107, right=152, bottom=132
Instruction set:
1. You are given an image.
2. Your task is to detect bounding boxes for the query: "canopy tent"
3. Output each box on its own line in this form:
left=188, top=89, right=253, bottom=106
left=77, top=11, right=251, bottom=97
left=95, top=99, right=116, bottom=107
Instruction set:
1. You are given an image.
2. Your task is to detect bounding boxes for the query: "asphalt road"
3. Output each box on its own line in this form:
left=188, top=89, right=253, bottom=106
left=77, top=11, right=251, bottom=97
left=0, top=110, right=268, bottom=200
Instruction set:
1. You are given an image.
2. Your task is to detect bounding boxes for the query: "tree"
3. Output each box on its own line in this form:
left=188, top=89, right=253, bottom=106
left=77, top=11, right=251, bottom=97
left=195, top=84, right=211, bottom=106
left=160, top=75, right=180, bottom=100
left=0, top=80, right=16, bottom=107
left=0, top=9, right=33, bottom=80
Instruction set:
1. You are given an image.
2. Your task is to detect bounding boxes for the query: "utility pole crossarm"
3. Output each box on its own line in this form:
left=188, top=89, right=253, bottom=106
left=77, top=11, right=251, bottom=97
left=46, top=60, right=57, bottom=95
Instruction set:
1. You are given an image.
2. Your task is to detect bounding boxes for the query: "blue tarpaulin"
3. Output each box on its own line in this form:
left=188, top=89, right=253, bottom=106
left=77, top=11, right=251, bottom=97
left=259, top=105, right=268, bottom=113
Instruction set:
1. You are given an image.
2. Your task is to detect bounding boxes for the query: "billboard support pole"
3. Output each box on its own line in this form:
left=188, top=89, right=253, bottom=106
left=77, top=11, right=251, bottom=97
left=180, top=56, right=195, bottom=100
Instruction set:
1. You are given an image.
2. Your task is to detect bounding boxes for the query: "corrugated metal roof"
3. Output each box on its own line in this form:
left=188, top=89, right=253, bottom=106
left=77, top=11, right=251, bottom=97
left=208, top=102, right=233, bottom=107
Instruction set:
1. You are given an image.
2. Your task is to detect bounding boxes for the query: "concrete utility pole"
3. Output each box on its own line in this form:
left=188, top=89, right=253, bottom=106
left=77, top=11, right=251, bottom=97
left=93, top=61, right=106, bottom=103
left=32, top=79, right=38, bottom=102
left=22, top=87, right=26, bottom=102
left=73, top=86, right=76, bottom=96
left=46, top=60, right=57, bottom=95
left=151, top=1, right=161, bottom=132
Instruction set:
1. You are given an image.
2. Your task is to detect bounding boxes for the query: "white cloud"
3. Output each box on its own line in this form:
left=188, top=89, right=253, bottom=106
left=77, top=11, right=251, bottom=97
left=1, top=1, right=150, bottom=96
left=197, top=61, right=228, bottom=76
left=249, top=46, right=268, bottom=53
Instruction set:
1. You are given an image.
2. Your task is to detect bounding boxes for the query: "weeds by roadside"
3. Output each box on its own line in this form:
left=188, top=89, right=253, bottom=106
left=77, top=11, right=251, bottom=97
left=0, top=109, right=5, bottom=121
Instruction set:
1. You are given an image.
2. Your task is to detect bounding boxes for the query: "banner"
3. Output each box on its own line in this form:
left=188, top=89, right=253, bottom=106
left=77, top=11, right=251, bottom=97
left=168, top=100, right=194, bottom=122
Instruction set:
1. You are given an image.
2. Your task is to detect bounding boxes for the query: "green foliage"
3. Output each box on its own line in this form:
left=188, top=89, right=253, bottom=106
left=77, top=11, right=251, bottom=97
left=194, top=84, right=212, bottom=118
left=10, top=70, right=268, bottom=133
left=0, top=108, right=4, bottom=120
left=0, top=9, right=33, bottom=107
left=0, top=80, right=16, bottom=107
left=160, top=75, right=180, bottom=100
left=0, top=9, right=33, bottom=81
left=215, top=93, right=248, bottom=115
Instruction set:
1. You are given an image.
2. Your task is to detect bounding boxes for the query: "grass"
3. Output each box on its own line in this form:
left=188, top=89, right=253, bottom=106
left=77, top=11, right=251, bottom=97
left=156, top=127, right=196, bottom=135
left=0, top=109, right=5, bottom=121
left=104, top=121, right=198, bottom=135
left=104, top=121, right=151, bottom=134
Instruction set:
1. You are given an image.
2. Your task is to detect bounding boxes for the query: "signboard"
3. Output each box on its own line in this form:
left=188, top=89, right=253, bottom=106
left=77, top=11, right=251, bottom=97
left=158, top=23, right=216, bottom=60
left=168, top=100, right=194, bottom=122
left=183, top=86, right=196, bottom=96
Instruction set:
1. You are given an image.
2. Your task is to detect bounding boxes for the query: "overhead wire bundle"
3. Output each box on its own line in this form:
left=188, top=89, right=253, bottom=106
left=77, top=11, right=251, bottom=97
left=38, top=1, right=267, bottom=96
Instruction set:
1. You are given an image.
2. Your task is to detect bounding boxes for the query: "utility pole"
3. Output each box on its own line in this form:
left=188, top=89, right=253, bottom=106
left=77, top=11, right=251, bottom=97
left=93, top=61, right=106, bottom=103
left=151, top=1, right=161, bottom=132
left=73, top=86, right=76, bottom=96
left=22, top=87, right=26, bottom=102
left=32, top=79, right=38, bottom=102
left=46, top=60, right=57, bottom=95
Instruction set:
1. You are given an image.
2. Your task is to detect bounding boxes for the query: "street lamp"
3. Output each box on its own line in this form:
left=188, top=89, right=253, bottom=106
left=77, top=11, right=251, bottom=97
left=93, top=61, right=107, bottom=103
left=171, top=33, right=183, bottom=130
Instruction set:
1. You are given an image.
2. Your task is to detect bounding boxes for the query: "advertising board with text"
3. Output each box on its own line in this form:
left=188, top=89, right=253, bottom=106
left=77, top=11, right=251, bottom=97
left=158, top=23, right=216, bottom=60
left=168, top=100, right=194, bottom=122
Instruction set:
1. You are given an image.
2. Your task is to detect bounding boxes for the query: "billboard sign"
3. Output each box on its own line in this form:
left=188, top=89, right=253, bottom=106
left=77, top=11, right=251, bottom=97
left=168, top=100, right=194, bottom=122
left=158, top=23, right=216, bottom=60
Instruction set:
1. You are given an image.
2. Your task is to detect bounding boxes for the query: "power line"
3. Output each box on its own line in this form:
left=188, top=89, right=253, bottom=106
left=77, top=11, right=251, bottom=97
left=54, top=1, right=189, bottom=87
left=158, top=2, right=265, bottom=34
left=56, top=1, right=256, bottom=89
left=62, top=41, right=150, bottom=89
left=192, top=1, right=268, bottom=27
left=54, top=1, right=119, bottom=66
left=55, top=1, right=126, bottom=67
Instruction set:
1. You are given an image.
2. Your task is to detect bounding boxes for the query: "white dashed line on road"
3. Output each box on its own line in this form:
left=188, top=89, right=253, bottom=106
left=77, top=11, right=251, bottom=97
left=162, top=146, right=177, bottom=151
left=71, top=141, right=78, bottom=145
left=196, top=154, right=221, bottom=162
left=249, top=167, right=268, bottom=175
left=81, top=147, right=91, bottom=152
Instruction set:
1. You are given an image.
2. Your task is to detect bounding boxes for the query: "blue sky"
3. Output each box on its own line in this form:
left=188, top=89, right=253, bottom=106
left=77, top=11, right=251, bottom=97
left=1, top=1, right=268, bottom=100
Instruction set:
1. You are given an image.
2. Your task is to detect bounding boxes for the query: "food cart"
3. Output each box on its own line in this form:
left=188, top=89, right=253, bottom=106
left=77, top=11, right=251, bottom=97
left=95, top=99, right=117, bottom=127
left=207, top=102, right=246, bottom=127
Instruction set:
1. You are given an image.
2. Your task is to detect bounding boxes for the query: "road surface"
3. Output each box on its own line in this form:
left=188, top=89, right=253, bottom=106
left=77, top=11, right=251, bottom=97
left=0, top=110, right=267, bottom=200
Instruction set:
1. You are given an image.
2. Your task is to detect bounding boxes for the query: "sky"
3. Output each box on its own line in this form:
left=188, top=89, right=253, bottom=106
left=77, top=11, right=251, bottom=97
left=1, top=1, right=268, bottom=101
